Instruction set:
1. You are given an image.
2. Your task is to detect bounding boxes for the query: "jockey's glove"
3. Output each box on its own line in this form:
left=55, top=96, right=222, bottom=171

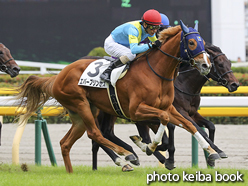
left=152, top=40, right=161, bottom=48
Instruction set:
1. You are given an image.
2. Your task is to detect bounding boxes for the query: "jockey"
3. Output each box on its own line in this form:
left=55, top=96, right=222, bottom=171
left=142, top=13, right=171, bottom=44
left=100, top=9, right=162, bottom=83
left=159, top=13, right=170, bottom=30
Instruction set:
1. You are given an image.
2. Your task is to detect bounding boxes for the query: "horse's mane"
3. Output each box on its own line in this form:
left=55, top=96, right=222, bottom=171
left=205, top=42, right=222, bottom=53
left=158, top=25, right=182, bottom=44
left=136, top=26, right=182, bottom=59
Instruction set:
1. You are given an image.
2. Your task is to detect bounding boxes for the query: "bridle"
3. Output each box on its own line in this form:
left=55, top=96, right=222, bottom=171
left=0, top=57, right=14, bottom=72
left=207, top=53, right=233, bottom=86
left=145, top=31, right=207, bottom=81
left=175, top=52, right=232, bottom=96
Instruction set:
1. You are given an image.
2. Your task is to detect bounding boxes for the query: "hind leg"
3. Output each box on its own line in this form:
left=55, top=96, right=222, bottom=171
left=92, top=140, right=100, bottom=170
left=99, top=111, right=139, bottom=165
left=60, top=113, right=86, bottom=173
left=73, top=101, right=136, bottom=163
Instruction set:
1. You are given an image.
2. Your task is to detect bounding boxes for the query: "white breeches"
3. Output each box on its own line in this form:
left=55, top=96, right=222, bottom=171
left=104, top=35, right=136, bottom=61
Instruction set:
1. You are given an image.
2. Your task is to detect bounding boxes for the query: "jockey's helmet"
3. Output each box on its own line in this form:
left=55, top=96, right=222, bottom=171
left=160, top=13, right=170, bottom=27
left=142, top=9, right=161, bottom=26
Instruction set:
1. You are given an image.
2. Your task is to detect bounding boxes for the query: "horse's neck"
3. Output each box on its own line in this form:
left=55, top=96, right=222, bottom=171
left=175, top=66, right=207, bottom=94
left=152, top=37, right=181, bottom=81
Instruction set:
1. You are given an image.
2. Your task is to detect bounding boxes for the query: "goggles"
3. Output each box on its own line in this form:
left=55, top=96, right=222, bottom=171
left=147, top=24, right=160, bottom=30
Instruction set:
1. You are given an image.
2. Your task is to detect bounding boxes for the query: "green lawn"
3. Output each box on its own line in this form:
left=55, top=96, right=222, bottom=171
left=0, top=164, right=247, bottom=186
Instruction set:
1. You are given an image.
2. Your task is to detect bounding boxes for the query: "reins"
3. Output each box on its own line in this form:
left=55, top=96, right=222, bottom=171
left=145, top=45, right=197, bottom=82
left=174, top=85, right=200, bottom=96
left=144, top=30, right=206, bottom=81
left=146, top=53, right=174, bottom=81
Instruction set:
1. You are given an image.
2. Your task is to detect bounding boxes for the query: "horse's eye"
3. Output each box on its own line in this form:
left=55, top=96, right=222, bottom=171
left=0, top=51, right=3, bottom=55
left=189, top=41, right=194, bottom=45
left=218, top=64, right=224, bottom=68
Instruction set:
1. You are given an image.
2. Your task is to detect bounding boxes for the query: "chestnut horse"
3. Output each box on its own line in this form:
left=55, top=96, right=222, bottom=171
left=15, top=21, right=217, bottom=173
left=0, top=43, right=20, bottom=145
left=133, top=42, right=240, bottom=168
left=91, top=42, right=239, bottom=171
left=0, top=43, right=20, bottom=77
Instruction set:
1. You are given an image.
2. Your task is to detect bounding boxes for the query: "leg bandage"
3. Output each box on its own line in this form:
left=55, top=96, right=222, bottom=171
left=193, top=131, right=209, bottom=149
left=154, top=124, right=166, bottom=144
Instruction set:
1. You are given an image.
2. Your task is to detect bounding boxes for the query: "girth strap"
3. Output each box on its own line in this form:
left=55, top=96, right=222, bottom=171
left=107, top=84, right=130, bottom=121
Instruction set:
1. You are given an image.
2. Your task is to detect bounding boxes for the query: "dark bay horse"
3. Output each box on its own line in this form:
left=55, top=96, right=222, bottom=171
left=15, top=21, right=217, bottom=173
left=0, top=43, right=20, bottom=145
left=92, top=42, right=239, bottom=171
left=0, top=43, right=20, bottom=77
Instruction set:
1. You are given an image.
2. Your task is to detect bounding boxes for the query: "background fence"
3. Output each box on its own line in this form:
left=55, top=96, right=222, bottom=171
left=1, top=60, right=248, bottom=75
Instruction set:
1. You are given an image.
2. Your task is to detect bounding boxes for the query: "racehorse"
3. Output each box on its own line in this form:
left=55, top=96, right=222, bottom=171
left=92, top=42, right=239, bottom=171
left=0, top=43, right=20, bottom=77
left=0, top=43, right=20, bottom=145
left=14, top=21, right=217, bottom=173
left=133, top=42, right=239, bottom=168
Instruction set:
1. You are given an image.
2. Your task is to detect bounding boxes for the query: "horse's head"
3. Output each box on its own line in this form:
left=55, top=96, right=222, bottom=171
left=0, top=43, right=20, bottom=77
left=205, top=43, right=239, bottom=92
left=180, top=20, right=211, bottom=75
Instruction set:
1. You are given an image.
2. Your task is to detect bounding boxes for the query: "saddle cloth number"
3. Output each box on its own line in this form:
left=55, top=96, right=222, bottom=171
left=78, top=59, right=110, bottom=88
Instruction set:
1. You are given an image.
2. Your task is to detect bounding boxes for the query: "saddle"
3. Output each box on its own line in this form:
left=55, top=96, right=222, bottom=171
left=103, top=56, right=130, bottom=80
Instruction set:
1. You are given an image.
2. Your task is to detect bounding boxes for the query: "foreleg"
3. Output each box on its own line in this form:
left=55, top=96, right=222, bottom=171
left=193, top=112, right=215, bottom=142
left=131, top=103, right=172, bottom=155
left=168, top=106, right=221, bottom=166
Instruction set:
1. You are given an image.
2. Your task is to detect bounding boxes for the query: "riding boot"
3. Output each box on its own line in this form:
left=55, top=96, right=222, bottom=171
left=100, top=58, right=124, bottom=83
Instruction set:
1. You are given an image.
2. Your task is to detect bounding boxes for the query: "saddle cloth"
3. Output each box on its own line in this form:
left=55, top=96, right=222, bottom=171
left=78, top=58, right=127, bottom=88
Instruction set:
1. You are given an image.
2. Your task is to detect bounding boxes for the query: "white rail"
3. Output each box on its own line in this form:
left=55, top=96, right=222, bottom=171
left=0, top=60, right=67, bottom=75
left=231, top=62, right=248, bottom=67
left=0, top=96, right=247, bottom=107
left=0, top=60, right=247, bottom=75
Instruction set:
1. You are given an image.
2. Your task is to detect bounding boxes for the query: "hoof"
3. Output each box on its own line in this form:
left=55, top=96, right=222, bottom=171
left=129, top=135, right=142, bottom=143
left=122, top=164, right=134, bottom=172
left=146, top=146, right=154, bottom=156
left=164, top=159, right=176, bottom=170
left=130, top=158, right=140, bottom=166
left=207, top=153, right=221, bottom=167
left=208, top=160, right=215, bottom=167
left=125, top=154, right=137, bottom=162
left=218, top=151, right=228, bottom=159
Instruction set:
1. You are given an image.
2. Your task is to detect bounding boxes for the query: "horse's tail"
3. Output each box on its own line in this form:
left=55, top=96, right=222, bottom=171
left=15, top=75, right=57, bottom=125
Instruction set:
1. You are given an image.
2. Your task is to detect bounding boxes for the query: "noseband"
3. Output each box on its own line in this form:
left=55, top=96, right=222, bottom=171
left=0, top=57, right=14, bottom=72
left=208, top=53, right=233, bottom=86
left=175, top=52, right=233, bottom=96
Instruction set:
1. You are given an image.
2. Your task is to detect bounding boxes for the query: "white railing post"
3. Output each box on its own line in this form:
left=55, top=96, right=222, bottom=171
left=40, top=66, right=47, bottom=75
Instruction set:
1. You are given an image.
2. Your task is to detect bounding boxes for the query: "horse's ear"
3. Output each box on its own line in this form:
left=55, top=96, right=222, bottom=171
left=194, top=22, right=198, bottom=31
left=180, top=20, right=189, bottom=34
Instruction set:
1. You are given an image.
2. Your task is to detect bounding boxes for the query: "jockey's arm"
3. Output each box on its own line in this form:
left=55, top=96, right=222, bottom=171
left=128, top=27, right=158, bottom=54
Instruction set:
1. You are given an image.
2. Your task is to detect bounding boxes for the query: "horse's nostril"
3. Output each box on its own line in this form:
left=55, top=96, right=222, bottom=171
left=233, top=82, right=239, bottom=87
left=13, top=67, right=21, bottom=73
left=230, top=82, right=239, bottom=91
left=202, top=64, right=208, bottom=69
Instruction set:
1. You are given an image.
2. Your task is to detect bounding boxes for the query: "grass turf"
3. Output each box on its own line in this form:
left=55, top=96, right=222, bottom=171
left=0, top=164, right=247, bottom=186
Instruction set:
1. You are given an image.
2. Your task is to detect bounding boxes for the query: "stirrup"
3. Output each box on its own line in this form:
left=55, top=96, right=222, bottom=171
left=100, top=71, right=111, bottom=82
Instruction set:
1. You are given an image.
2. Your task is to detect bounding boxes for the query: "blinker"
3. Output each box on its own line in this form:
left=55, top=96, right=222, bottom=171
left=180, top=27, right=206, bottom=60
